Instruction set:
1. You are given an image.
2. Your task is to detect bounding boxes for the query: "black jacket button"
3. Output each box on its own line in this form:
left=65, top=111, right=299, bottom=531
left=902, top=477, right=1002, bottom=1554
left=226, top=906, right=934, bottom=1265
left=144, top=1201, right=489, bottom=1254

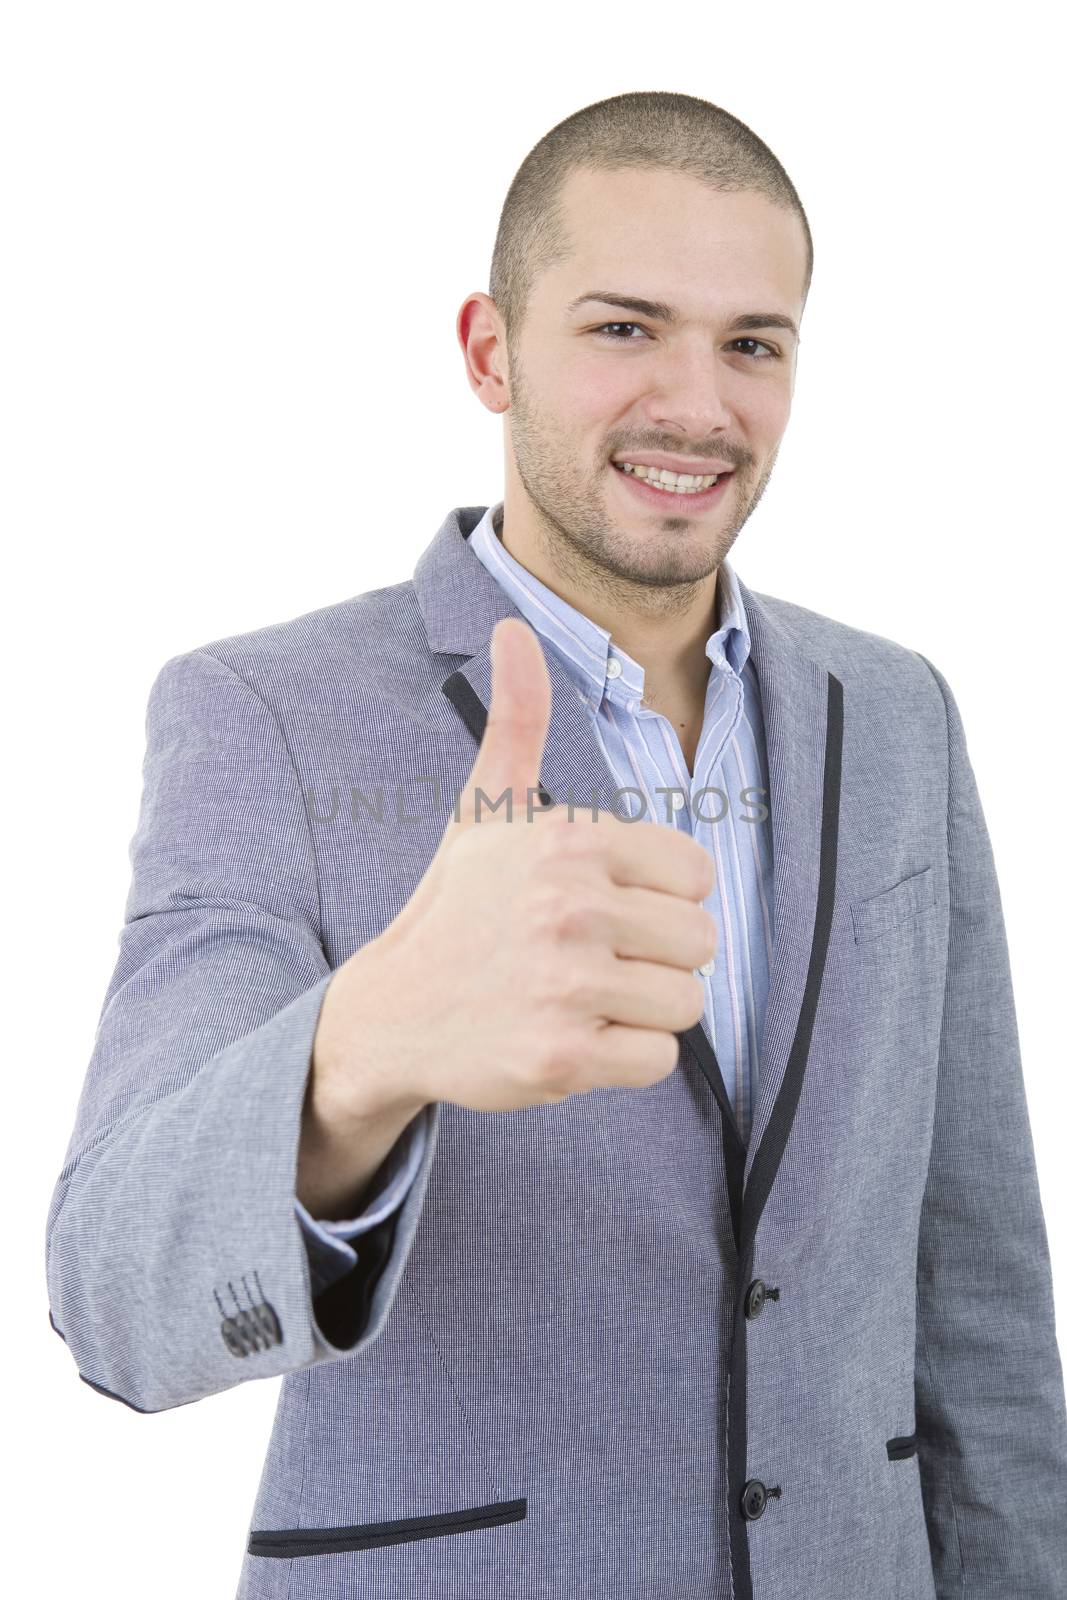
left=741, top=1479, right=768, bottom=1520
left=744, top=1279, right=767, bottom=1318
left=220, top=1317, right=247, bottom=1357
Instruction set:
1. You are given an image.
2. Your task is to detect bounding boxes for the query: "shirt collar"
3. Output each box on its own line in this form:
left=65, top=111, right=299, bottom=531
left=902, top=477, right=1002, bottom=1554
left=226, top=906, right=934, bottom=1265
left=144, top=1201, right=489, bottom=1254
left=467, top=501, right=752, bottom=712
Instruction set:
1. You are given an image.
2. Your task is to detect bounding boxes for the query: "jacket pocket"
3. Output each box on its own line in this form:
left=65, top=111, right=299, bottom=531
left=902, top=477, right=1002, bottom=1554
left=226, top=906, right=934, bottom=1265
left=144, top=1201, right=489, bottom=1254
left=851, top=865, right=936, bottom=943
left=886, top=1431, right=919, bottom=1460
left=247, top=1497, right=527, bottom=1559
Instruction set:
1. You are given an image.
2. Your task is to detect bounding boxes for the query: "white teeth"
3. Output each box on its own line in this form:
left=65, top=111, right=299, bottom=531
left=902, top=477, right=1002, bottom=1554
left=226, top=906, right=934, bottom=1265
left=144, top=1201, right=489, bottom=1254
left=615, top=462, right=719, bottom=493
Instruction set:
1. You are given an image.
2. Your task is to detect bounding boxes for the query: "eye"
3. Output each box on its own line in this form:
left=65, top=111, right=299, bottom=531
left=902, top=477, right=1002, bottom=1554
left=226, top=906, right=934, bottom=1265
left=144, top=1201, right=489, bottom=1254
left=592, top=322, right=650, bottom=341
left=730, top=337, right=780, bottom=360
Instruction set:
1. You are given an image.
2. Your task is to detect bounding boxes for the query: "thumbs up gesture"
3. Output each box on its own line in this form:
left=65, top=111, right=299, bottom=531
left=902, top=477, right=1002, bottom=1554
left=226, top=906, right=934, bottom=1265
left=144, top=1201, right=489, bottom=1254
left=321, top=618, right=718, bottom=1118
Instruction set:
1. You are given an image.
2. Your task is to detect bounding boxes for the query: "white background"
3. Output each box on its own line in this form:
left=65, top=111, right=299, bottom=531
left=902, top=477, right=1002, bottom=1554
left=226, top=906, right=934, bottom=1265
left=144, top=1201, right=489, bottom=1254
left=5, top=3, right=1064, bottom=1594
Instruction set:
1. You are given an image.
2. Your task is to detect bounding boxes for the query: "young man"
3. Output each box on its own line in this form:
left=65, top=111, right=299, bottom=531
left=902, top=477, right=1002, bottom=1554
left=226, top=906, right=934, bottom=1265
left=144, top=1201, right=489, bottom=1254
left=46, top=92, right=1067, bottom=1599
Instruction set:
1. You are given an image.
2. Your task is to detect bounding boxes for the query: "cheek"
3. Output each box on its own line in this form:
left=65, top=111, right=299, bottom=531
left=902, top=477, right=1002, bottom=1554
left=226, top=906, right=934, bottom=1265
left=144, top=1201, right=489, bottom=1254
left=569, top=362, right=635, bottom=422
left=738, top=382, right=791, bottom=446
left=530, top=355, right=619, bottom=429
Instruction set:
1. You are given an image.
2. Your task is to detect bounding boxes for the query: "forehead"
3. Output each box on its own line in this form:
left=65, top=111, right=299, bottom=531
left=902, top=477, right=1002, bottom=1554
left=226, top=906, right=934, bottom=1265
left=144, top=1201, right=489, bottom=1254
left=544, top=165, right=807, bottom=315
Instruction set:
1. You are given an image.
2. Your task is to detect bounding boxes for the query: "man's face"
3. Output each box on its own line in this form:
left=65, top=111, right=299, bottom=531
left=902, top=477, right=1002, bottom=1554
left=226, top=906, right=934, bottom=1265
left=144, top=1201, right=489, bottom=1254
left=500, top=166, right=807, bottom=593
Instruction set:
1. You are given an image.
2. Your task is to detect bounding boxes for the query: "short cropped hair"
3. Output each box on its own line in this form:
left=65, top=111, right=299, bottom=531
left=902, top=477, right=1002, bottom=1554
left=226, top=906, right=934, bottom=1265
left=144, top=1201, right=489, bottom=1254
left=488, top=91, right=813, bottom=351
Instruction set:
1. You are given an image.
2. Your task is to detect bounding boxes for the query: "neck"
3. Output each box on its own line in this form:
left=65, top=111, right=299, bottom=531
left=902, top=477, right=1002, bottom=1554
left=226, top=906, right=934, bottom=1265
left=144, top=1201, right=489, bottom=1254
left=492, top=501, right=720, bottom=712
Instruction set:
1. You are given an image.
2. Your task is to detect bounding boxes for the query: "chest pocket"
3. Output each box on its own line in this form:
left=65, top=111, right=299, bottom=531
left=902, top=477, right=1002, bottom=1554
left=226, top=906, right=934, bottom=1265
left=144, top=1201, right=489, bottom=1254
left=851, top=865, right=936, bottom=944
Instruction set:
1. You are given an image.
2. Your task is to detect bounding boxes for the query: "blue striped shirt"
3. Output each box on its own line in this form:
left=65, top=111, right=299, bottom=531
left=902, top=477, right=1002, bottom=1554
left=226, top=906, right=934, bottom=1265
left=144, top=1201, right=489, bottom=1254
left=297, top=500, right=774, bottom=1290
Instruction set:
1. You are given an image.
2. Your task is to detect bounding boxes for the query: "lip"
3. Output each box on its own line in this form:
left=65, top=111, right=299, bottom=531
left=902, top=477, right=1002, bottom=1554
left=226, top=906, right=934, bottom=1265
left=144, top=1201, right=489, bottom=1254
left=610, top=461, right=733, bottom=512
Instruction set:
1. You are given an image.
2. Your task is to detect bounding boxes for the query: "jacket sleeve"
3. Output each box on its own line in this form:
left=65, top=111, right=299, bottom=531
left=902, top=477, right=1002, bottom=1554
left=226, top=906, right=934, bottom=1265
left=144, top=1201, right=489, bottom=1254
left=44, top=648, right=441, bottom=1413
left=913, top=653, right=1067, bottom=1595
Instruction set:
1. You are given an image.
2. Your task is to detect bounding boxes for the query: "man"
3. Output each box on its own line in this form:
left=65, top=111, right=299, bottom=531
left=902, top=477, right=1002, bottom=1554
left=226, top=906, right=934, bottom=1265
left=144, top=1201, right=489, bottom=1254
left=45, top=91, right=1067, bottom=1599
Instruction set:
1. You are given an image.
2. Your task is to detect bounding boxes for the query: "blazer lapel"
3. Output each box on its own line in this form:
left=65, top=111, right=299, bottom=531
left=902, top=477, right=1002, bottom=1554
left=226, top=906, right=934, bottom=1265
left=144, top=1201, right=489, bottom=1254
left=444, top=632, right=628, bottom=812
left=733, top=580, right=843, bottom=1253
left=416, top=509, right=843, bottom=1254
left=415, top=504, right=659, bottom=813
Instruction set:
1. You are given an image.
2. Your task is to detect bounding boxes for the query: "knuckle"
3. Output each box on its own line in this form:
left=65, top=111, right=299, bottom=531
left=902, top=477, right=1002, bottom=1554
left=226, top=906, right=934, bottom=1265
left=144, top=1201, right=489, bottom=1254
left=533, top=1032, right=579, bottom=1093
left=528, top=880, right=606, bottom=945
left=527, top=883, right=570, bottom=937
left=558, top=958, right=605, bottom=1013
left=538, top=806, right=581, bottom=847
left=557, top=891, right=609, bottom=943
left=545, top=808, right=606, bottom=860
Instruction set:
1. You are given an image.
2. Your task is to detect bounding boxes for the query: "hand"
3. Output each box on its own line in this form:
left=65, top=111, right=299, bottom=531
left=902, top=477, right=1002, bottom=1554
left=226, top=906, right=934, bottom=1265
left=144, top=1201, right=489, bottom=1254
left=322, top=617, right=718, bottom=1117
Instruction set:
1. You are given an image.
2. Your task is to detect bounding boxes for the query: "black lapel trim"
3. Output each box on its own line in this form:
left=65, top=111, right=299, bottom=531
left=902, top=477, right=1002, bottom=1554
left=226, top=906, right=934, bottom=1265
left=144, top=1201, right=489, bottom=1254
left=441, top=671, right=555, bottom=811
left=741, top=670, right=843, bottom=1250
left=441, top=671, right=487, bottom=743
left=683, top=1027, right=746, bottom=1253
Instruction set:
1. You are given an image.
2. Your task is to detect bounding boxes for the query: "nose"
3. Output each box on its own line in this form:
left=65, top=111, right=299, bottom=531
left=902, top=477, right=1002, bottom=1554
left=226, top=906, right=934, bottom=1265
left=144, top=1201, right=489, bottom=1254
left=643, top=345, right=734, bottom=439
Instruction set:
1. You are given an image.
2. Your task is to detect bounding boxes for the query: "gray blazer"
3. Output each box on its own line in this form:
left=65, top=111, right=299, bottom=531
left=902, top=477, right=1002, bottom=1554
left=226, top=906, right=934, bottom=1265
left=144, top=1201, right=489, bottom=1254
left=45, top=504, right=1067, bottom=1599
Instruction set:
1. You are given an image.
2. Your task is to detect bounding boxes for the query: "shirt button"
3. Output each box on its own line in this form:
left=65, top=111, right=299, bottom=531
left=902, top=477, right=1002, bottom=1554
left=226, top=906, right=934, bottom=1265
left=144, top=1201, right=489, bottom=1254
left=698, top=960, right=715, bottom=977
left=605, top=658, right=622, bottom=679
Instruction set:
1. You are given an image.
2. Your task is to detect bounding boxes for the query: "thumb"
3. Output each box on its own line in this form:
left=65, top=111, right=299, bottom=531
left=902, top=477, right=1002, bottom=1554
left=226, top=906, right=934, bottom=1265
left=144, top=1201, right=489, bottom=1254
left=453, top=617, right=553, bottom=829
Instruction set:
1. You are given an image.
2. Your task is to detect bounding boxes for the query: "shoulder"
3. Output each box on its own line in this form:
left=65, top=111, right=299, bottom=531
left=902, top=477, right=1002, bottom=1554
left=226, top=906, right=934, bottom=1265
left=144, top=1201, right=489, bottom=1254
left=147, top=577, right=433, bottom=720
left=748, top=585, right=947, bottom=703
left=191, top=577, right=421, bottom=681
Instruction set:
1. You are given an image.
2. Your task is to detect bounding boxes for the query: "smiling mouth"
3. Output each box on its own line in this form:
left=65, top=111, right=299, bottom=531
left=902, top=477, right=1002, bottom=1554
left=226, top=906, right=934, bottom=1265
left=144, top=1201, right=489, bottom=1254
left=610, top=460, right=734, bottom=508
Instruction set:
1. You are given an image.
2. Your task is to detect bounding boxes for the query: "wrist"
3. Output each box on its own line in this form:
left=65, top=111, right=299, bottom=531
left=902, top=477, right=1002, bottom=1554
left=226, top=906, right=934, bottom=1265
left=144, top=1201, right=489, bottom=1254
left=312, top=937, right=428, bottom=1124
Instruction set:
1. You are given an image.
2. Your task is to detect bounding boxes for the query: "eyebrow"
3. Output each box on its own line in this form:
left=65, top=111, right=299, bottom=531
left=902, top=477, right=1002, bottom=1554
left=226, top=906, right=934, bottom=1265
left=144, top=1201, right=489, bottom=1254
left=565, top=291, right=799, bottom=341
